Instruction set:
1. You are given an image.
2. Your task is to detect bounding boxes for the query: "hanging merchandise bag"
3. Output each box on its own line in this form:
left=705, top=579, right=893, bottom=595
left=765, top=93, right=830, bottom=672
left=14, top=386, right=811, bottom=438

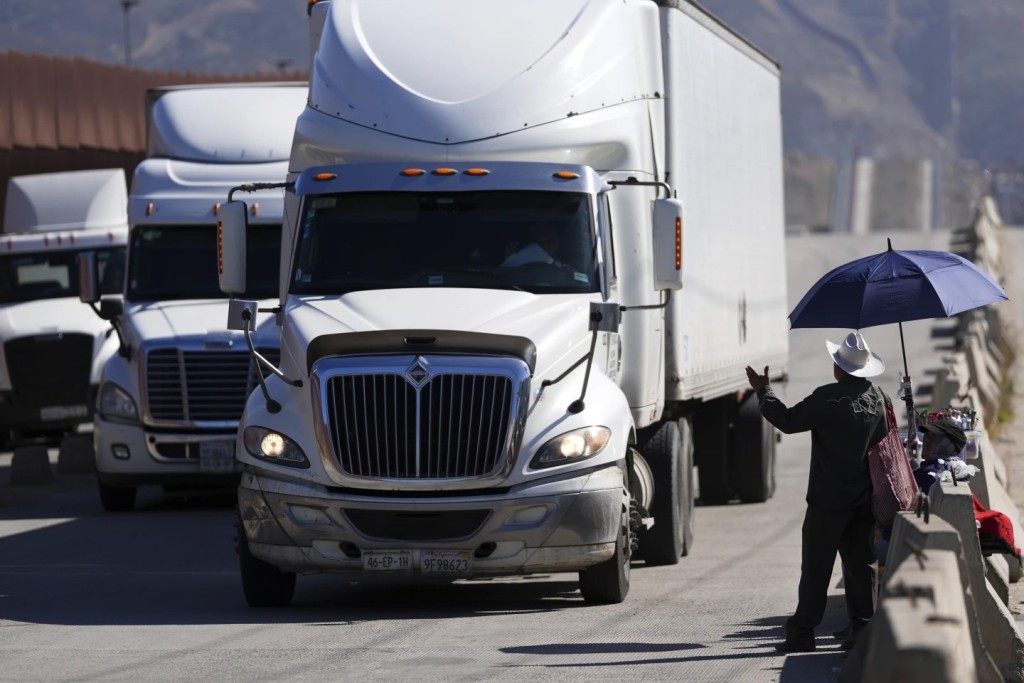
left=868, top=400, right=919, bottom=526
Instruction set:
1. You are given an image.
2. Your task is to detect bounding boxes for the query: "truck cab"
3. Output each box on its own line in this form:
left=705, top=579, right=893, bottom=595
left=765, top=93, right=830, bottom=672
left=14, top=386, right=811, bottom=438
left=0, top=169, right=128, bottom=449
left=222, top=0, right=787, bottom=606
left=80, top=84, right=307, bottom=511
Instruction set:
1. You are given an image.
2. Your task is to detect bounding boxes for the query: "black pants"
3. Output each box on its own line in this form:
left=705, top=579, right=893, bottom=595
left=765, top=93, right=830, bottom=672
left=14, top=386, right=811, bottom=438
left=786, top=503, right=876, bottom=637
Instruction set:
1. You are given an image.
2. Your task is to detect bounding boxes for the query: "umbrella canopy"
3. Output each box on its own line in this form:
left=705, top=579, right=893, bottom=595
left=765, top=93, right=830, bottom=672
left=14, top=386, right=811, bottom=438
left=789, top=246, right=1008, bottom=330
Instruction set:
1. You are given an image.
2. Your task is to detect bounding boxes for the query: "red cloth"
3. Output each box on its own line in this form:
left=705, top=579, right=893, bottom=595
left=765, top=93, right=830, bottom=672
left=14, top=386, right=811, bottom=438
left=972, top=492, right=1021, bottom=557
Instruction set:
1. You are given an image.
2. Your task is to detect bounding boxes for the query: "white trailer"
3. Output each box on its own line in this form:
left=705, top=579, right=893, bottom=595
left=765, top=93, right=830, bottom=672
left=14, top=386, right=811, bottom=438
left=78, top=83, right=307, bottom=511
left=0, top=168, right=128, bottom=448
left=218, top=0, right=788, bottom=605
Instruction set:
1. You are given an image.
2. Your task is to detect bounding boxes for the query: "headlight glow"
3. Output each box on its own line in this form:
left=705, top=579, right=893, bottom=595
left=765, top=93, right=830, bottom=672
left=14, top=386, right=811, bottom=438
left=531, top=426, right=611, bottom=469
left=243, top=426, right=309, bottom=468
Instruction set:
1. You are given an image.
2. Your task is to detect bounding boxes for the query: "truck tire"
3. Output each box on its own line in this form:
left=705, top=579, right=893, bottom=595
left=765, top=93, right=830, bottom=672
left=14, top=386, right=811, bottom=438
left=235, top=515, right=295, bottom=607
left=97, top=480, right=136, bottom=512
left=578, top=508, right=631, bottom=604
left=694, top=396, right=733, bottom=505
left=731, top=393, right=776, bottom=503
left=636, top=419, right=694, bottom=564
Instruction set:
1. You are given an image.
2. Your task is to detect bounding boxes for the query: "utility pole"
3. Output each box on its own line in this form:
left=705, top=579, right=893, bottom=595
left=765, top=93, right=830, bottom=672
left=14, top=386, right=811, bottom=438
left=121, top=0, right=139, bottom=67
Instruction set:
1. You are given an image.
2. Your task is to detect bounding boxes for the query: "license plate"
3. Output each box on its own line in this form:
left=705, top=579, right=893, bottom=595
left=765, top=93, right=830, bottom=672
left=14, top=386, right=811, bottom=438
left=362, top=550, right=413, bottom=572
left=421, top=549, right=472, bottom=575
left=199, top=441, right=235, bottom=473
left=39, top=404, right=88, bottom=421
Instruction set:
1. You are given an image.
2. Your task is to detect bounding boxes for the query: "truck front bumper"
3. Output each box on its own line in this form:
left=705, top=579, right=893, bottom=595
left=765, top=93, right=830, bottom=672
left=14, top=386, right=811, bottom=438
left=94, top=417, right=242, bottom=487
left=239, top=464, right=628, bottom=576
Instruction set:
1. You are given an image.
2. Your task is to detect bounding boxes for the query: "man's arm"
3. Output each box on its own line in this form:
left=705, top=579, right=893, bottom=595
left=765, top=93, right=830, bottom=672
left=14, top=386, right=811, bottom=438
left=746, top=365, right=821, bottom=434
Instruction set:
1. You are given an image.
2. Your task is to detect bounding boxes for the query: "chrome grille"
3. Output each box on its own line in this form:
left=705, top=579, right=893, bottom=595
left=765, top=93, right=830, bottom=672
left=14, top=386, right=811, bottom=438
left=326, top=369, right=515, bottom=479
left=145, top=347, right=280, bottom=423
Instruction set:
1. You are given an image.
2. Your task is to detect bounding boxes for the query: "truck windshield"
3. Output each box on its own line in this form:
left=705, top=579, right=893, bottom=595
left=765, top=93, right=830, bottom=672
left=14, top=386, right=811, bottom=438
left=0, top=247, right=125, bottom=304
left=291, top=191, right=598, bottom=295
left=127, top=224, right=280, bottom=301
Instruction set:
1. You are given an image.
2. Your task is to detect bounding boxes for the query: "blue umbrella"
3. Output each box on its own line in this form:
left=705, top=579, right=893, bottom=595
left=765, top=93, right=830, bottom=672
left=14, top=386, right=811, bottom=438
left=789, top=239, right=1008, bottom=464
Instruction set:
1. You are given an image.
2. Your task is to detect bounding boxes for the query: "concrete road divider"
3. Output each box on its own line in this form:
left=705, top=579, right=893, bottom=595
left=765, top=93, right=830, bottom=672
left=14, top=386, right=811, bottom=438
left=57, top=434, right=96, bottom=474
left=862, top=549, right=977, bottom=682
left=929, top=481, right=1024, bottom=681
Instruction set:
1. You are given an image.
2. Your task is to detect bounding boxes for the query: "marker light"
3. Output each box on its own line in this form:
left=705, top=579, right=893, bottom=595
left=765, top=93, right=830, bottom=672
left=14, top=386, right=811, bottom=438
left=401, top=168, right=426, bottom=176
left=432, top=168, right=458, bottom=176
left=70, top=234, right=77, bottom=245
left=251, top=202, right=260, bottom=216
left=57, top=235, right=63, bottom=246
left=314, top=172, right=337, bottom=181
left=213, top=202, right=221, bottom=216
left=146, top=202, right=154, bottom=216
left=464, top=168, right=490, bottom=176
left=553, top=171, right=580, bottom=180
left=217, top=222, right=224, bottom=274
left=44, top=236, right=50, bottom=246
left=675, top=216, right=682, bottom=269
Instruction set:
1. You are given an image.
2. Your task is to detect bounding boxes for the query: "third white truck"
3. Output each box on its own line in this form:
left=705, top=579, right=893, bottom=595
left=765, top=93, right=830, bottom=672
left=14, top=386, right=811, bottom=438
left=218, top=0, right=789, bottom=605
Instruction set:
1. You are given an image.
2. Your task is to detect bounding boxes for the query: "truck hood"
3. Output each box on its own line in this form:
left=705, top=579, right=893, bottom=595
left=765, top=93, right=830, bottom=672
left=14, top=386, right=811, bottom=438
left=287, top=289, right=596, bottom=376
left=0, top=297, right=112, bottom=339
left=124, top=299, right=279, bottom=348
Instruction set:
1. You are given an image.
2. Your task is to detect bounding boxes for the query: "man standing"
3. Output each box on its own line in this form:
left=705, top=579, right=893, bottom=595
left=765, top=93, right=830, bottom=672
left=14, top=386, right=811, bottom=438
left=745, top=331, right=889, bottom=652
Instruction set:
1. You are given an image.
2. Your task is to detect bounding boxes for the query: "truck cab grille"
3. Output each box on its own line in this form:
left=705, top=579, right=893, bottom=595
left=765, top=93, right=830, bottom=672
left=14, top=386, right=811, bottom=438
left=145, top=347, right=280, bottom=424
left=318, top=355, right=528, bottom=481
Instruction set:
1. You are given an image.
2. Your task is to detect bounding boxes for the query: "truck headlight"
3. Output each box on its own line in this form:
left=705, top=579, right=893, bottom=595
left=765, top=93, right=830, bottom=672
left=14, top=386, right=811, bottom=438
left=243, top=426, right=309, bottom=468
left=530, top=426, right=611, bottom=469
left=97, top=381, right=139, bottom=423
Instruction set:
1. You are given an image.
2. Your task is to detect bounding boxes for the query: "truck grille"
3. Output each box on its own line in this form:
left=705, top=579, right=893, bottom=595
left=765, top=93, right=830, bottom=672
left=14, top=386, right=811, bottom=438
left=325, top=371, right=515, bottom=479
left=5, top=333, right=93, bottom=405
left=145, top=347, right=280, bottom=423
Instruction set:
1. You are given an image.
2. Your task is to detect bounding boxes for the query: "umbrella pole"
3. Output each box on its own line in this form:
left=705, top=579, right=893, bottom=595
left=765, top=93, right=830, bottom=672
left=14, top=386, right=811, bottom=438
left=898, top=321, right=921, bottom=468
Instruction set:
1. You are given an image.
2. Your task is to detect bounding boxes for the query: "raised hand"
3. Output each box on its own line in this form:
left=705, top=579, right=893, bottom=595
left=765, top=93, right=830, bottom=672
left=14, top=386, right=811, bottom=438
left=745, top=365, right=770, bottom=392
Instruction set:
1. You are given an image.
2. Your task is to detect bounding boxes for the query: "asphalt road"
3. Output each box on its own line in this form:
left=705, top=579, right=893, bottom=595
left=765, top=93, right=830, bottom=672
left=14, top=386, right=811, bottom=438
left=0, top=230, right=963, bottom=682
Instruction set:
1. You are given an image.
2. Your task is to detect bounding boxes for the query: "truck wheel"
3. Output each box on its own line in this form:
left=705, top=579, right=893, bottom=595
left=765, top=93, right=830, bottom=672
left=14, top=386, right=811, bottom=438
left=636, top=420, right=692, bottom=564
left=694, top=396, right=733, bottom=505
left=235, top=515, right=295, bottom=607
left=731, top=393, right=776, bottom=503
left=97, top=480, right=136, bottom=512
left=578, top=508, right=631, bottom=604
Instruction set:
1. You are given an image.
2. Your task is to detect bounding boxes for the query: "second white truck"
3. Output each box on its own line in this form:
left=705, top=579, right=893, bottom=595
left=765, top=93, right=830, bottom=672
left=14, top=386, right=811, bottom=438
left=219, top=0, right=788, bottom=605
left=79, top=83, right=307, bottom=510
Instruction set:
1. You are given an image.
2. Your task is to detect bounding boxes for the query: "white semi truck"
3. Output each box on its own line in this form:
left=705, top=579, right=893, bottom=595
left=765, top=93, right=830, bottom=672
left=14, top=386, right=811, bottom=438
left=218, top=0, right=788, bottom=605
left=0, top=168, right=128, bottom=450
left=78, top=83, right=307, bottom=511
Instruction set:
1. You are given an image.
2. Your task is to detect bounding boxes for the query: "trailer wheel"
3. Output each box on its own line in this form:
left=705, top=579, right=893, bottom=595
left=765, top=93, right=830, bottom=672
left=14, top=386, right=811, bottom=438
left=97, top=480, right=136, bottom=512
left=731, top=393, right=776, bottom=503
left=235, top=515, right=295, bottom=607
left=694, top=396, right=733, bottom=505
left=578, top=508, right=631, bottom=604
left=637, top=419, right=693, bottom=564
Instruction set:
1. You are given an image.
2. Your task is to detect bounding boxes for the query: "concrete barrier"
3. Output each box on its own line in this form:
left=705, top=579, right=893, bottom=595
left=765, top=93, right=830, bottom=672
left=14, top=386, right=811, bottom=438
left=861, top=549, right=977, bottom=682
left=885, top=511, right=1001, bottom=682
left=929, top=481, right=1024, bottom=681
left=9, top=445, right=54, bottom=486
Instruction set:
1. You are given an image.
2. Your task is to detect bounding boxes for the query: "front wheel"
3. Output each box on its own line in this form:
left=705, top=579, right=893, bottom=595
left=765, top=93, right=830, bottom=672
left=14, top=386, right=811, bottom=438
left=236, top=515, right=296, bottom=607
left=579, top=508, right=631, bottom=604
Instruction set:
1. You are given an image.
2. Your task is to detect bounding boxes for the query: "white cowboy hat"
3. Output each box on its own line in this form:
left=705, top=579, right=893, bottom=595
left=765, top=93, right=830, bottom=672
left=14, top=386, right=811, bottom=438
left=825, top=332, right=885, bottom=378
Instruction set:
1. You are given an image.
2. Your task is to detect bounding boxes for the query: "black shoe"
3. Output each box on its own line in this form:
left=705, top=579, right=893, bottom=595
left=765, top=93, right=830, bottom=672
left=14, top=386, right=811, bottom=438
left=774, top=638, right=816, bottom=653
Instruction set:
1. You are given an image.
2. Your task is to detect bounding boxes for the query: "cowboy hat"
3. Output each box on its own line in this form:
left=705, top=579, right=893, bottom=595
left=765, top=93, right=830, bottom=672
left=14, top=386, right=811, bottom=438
left=825, top=332, right=885, bottom=378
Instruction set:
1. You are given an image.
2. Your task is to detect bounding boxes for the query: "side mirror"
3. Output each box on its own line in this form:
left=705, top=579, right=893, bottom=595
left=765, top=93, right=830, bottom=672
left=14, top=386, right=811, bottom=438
left=98, top=295, right=124, bottom=321
left=77, top=252, right=100, bottom=304
left=653, top=198, right=684, bottom=291
left=218, top=201, right=248, bottom=295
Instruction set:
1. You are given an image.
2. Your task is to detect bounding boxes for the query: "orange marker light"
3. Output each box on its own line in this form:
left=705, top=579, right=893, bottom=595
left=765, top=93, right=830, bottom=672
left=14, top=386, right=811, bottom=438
left=251, top=202, right=260, bottom=216
left=553, top=171, right=580, bottom=180
left=70, top=234, right=77, bottom=245
left=401, top=168, right=426, bottom=177
left=146, top=201, right=154, bottom=216
left=57, top=235, right=63, bottom=246
left=213, top=202, right=221, bottom=216
left=675, top=217, right=682, bottom=270
left=314, top=172, right=337, bottom=181
left=44, top=236, right=50, bottom=247
left=217, top=222, right=224, bottom=274
left=433, top=168, right=458, bottom=176
left=464, top=168, right=490, bottom=176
